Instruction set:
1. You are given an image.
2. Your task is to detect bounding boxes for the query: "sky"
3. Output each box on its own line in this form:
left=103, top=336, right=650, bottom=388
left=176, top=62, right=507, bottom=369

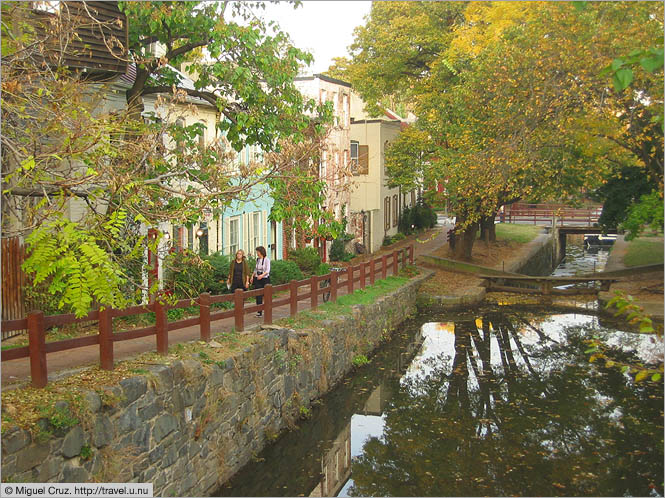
left=260, top=1, right=372, bottom=74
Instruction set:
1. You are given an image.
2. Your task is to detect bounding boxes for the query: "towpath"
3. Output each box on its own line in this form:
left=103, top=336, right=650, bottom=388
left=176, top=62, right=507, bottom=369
left=1, top=226, right=451, bottom=388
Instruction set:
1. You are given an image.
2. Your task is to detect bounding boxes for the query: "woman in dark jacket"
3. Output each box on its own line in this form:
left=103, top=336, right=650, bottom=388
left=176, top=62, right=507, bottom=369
left=227, top=249, right=250, bottom=292
left=251, top=246, right=270, bottom=317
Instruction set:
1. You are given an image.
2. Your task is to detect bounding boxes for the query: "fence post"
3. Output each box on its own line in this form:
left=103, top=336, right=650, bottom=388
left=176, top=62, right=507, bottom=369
left=199, top=292, right=211, bottom=342
left=155, top=299, right=168, bottom=355
left=234, top=289, right=244, bottom=332
left=264, top=284, right=273, bottom=325
left=27, top=310, right=47, bottom=388
left=369, top=258, right=375, bottom=285
left=99, top=307, right=114, bottom=371
left=382, top=254, right=387, bottom=279
left=331, top=271, right=338, bottom=302
left=393, top=250, right=399, bottom=275
left=290, top=280, right=298, bottom=317
left=409, top=245, right=414, bottom=265
left=310, top=275, right=318, bottom=310
left=347, top=265, right=353, bottom=294
left=360, top=262, right=366, bottom=289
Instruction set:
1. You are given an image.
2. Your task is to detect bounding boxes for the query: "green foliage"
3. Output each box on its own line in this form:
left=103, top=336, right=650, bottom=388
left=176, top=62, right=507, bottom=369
left=80, top=445, right=93, bottom=461
left=270, top=259, right=305, bottom=285
left=202, top=252, right=232, bottom=295
left=399, top=200, right=437, bottom=235
left=287, top=247, right=321, bottom=275
left=621, top=191, right=664, bottom=241
left=592, top=165, right=655, bottom=231
left=299, top=405, right=311, bottom=419
left=162, top=250, right=213, bottom=299
left=22, top=217, right=128, bottom=318
left=353, top=355, right=370, bottom=367
left=315, top=263, right=331, bottom=276
left=329, top=238, right=354, bottom=262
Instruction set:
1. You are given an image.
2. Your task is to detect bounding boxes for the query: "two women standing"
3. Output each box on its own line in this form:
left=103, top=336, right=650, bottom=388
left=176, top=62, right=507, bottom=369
left=226, top=246, right=270, bottom=317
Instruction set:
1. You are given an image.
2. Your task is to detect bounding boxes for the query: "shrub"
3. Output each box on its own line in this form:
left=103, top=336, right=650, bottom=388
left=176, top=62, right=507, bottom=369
left=288, top=247, right=321, bottom=275
left=329, top=237, right=355, bottom=262
left=392, top=232, right=406, bottom=242
left=382, top=235, right=393, bottom=246
left=163, top=249, right=213, bottom=298
left=315, top=263, right=331, bottom=276
left=203, top=252, right=231, bottom=295
left=270, top=259, right=304, bottom=285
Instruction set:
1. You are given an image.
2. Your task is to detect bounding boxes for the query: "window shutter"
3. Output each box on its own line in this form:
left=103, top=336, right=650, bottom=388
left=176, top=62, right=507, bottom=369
left=358, top=145, right=369, bottom=175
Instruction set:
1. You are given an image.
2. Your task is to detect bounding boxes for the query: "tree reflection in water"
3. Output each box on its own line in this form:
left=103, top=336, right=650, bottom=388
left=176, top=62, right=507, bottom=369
left=349, top=314, right=664, bottom=497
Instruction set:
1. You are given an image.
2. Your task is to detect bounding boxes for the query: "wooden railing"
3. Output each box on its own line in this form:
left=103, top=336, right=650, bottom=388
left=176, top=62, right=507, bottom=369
left=502, top=204, right=601, bottom=226
left=2, top=246, right=414, bottom=388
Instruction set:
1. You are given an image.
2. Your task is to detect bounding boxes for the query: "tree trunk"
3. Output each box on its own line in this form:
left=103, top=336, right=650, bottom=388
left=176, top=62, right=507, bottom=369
left=453, top=220, right=478, bottom=261
left=479, top=215, right=496, bottom=243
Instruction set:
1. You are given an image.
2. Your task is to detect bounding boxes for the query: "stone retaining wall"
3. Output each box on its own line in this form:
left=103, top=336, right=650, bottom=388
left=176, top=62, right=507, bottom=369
left=417, top=231, right=558, bottom=310
left=1, top=272, right=430, bottom=496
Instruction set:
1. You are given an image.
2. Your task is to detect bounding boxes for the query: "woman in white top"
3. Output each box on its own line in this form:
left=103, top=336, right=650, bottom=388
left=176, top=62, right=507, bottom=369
left=252, top=245, right=271, bottom=317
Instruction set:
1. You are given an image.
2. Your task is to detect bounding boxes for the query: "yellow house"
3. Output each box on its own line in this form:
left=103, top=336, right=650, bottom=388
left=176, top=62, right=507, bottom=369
left=349, top=94, right=420, bottom=253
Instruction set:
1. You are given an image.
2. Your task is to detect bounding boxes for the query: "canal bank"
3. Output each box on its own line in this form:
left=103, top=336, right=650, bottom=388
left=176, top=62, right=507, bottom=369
left=1, top=271, right=432, bottom=495
left=418, top=229, right=560, bottom=309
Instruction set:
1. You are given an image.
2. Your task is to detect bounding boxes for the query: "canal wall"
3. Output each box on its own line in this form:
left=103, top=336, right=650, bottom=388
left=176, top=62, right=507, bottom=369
left=418, top=230, right=560, bottom=309
left=0, top=272, right=431, bottom=496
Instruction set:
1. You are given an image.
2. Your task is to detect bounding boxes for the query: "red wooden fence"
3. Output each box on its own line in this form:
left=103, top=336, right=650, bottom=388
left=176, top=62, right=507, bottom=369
left=503, top=203, right=601, bottom=226
left=2, top=237, right=27, bottom=339
left=2, top=246, right=414, bottom=388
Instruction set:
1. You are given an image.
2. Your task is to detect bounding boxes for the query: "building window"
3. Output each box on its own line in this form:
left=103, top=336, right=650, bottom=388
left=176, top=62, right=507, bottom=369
left=350, top=141, right=359, bottom=174
left=384, top=197, right=391, bottom=231
left=393, top=195, right=398, bottom=227
left=252, top=212, right=260, bottom=249
left=187, top=225, right=194, bottom=250
left=229, top=218, right=239, bottom=255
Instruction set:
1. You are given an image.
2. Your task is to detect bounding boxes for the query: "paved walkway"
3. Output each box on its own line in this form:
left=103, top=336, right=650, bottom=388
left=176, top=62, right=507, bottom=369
left=1, top=226, right=451, bottom=389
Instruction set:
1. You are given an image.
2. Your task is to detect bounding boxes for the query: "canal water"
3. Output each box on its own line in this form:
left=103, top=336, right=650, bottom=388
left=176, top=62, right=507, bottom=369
left=216, top=239, right=663, bottom=497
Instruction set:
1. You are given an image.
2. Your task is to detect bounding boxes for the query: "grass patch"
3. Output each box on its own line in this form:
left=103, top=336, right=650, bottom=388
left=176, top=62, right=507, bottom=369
left=277, top=273, right=414, bottom=330
left=623, top=238, right=664, bottom=267
left=495, top=224, right=542, bottom=244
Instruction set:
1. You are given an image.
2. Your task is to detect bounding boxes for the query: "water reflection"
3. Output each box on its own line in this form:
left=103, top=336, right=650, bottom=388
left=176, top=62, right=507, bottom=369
left=348, top=313, right=663, bottom=497
left=216, top=311, right=663, bottom=498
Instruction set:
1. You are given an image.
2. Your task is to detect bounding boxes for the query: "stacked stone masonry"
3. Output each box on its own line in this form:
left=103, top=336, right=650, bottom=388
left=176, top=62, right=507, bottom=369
left=1, top=272, right=430, bottom=496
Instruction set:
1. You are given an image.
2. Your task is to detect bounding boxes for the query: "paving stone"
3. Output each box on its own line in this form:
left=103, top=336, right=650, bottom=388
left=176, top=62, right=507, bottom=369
left=62, top=426, right=85, bottom=458
left=120, top=376, right=147, bottom=404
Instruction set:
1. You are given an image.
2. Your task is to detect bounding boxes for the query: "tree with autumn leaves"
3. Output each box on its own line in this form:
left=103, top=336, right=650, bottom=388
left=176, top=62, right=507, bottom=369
left=1, top=1, right=331, bottom=316
left=333, top=2, right=663, bottom=260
